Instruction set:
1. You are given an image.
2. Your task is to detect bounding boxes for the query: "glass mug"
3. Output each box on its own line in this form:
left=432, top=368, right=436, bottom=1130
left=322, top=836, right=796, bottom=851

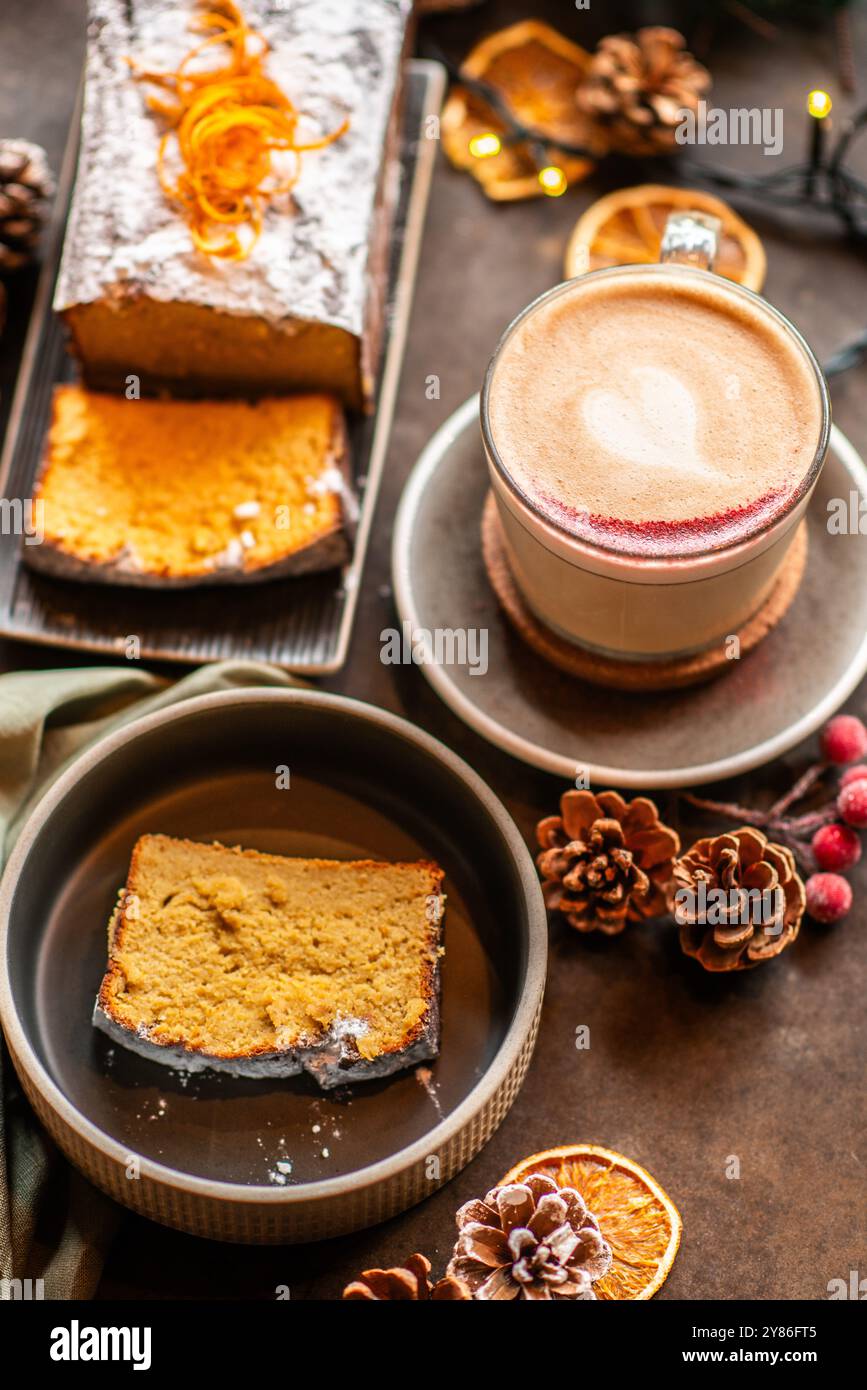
left=481, top=213, right=831, bottom=660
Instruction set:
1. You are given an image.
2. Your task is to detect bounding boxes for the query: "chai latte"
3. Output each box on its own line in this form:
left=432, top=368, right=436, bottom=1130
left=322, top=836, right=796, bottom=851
left=487, top=270, right=824, bottom=557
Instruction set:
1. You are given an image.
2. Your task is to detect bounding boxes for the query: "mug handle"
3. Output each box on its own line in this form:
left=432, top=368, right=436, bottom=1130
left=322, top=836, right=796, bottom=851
left=659, top=210, right=721, bottom=272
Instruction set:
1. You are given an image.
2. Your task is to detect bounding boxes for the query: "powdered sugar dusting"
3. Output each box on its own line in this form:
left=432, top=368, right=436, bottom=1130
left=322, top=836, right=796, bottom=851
left=55, top=0, right=411, bottom=335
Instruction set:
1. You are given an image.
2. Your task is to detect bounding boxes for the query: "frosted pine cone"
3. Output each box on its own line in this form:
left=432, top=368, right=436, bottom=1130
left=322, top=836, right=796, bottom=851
left=0, top=139, right=54, bottom=271
left=447, top=1174, right=611, bottom=1300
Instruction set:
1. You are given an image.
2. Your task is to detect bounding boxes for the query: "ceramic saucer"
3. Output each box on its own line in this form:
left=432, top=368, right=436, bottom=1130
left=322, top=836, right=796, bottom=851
left=393, top=395, right=867, bottom=789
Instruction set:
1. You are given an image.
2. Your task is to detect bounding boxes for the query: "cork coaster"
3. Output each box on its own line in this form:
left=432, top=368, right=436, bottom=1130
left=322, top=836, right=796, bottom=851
left=481, top=493, right=808, bottom=692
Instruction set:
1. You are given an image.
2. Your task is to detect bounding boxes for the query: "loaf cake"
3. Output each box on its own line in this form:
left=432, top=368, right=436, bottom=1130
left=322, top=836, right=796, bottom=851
left=93, top=835, right=445, bottom=1087
left=55, top=0, right=413, bottom=409
left=26, top=385, right=352, bottom=586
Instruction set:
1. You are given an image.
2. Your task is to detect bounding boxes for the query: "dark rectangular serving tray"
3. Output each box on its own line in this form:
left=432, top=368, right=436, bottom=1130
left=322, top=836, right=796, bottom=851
left=0, top=60, right=444, bottom=673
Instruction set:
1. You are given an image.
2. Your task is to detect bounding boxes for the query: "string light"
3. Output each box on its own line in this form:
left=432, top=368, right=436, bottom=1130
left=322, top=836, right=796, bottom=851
left=468, top=131, right=502, bottom=159
left=538, top=165, right=568, bottom=196
left=807, top=89, right=833, bottom=119
left=431, top=38, right=867, bottom=375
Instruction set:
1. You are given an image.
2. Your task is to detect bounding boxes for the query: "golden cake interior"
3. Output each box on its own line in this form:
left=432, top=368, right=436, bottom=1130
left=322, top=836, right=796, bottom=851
left=36, top=386, right=346, bottom=578
left=99, top=835, right=443, bottom=1061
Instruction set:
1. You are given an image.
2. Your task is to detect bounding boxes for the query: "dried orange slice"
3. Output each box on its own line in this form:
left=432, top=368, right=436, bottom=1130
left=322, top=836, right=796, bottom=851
left=501, top=1144, right=681, bottom=1299
left=441, top=21, right=603, bottom=202
left=564, top=184, right=767, bottom=290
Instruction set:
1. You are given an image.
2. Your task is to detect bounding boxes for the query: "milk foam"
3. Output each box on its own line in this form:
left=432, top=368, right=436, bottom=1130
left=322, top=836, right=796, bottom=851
left=487, top=270, right=823, bottom=555
left=581, top=364, right=715, bottom=480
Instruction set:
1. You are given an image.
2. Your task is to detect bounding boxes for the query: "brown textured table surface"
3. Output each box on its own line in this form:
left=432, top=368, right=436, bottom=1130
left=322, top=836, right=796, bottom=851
left=2, top=0, right=866, bottom=1300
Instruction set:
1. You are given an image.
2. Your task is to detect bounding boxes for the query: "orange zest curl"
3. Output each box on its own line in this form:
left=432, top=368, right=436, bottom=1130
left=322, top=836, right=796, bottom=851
left=129, top=1, right=349, bottom=261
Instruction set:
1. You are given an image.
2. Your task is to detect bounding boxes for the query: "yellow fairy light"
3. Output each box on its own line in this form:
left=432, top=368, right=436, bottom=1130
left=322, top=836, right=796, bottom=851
left=807, top=89, right=832, bottom=119
left=469, top=132, right=502, bottom=159
left=538, top=165, right=567, bottom=197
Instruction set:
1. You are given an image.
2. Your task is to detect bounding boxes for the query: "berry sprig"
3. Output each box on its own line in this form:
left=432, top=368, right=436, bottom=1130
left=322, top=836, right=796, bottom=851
left=683, top=714, right=867, bottom=925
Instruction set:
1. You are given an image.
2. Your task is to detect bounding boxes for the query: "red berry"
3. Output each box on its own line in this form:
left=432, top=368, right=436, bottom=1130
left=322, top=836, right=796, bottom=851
left=811, top=823, right=862, bottom=872
left=805, top=873, right=853, bottom=924
left=821, top=714, right=867, bottom=764
left=840, top=764, right=867, bottom=789
left=838, top=779, right=867, bottom=829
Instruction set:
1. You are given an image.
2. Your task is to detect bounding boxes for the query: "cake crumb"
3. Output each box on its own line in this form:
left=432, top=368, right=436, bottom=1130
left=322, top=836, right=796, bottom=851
left=415, top=1066, right=442, bottom=1116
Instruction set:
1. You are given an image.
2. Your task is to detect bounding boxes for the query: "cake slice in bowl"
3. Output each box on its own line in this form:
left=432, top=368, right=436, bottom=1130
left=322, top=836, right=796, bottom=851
left=94, top=834, right=445, bottom=1089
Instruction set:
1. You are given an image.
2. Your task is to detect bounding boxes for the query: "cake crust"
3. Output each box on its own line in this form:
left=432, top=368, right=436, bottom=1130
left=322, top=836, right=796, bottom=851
left=93, top=835, right=444, bottom=1088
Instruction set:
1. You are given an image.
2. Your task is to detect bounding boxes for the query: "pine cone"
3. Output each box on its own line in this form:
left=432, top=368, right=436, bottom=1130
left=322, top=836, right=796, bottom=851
left=576, top=27, right=710, bottom=156
left=536, top=789, right=679, bottom=934
left=0, top=139, right=54, bottom=272
left=669, top=827, right=806, bottom=972
left=446, top=1174, right=611, bottom=1300
left=342, top=1252, right=470, bottom=1300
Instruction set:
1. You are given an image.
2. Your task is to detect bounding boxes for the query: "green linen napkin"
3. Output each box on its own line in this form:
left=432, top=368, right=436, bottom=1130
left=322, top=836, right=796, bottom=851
left=0, top=659, right=303, bottom=1299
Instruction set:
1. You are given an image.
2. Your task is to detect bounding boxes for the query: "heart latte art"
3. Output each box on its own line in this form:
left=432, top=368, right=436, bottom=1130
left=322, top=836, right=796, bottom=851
left=581, top=365, right=716, bottom=481
left=487, top=270, right=823, bottom=556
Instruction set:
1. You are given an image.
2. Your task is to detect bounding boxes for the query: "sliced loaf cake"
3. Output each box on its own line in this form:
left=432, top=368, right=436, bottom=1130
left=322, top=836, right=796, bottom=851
left=93, top=835, right=445, bottom=1088
left=27, top=386, right=352, bottom=586
left=55, top=0, right=413, bottom=409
